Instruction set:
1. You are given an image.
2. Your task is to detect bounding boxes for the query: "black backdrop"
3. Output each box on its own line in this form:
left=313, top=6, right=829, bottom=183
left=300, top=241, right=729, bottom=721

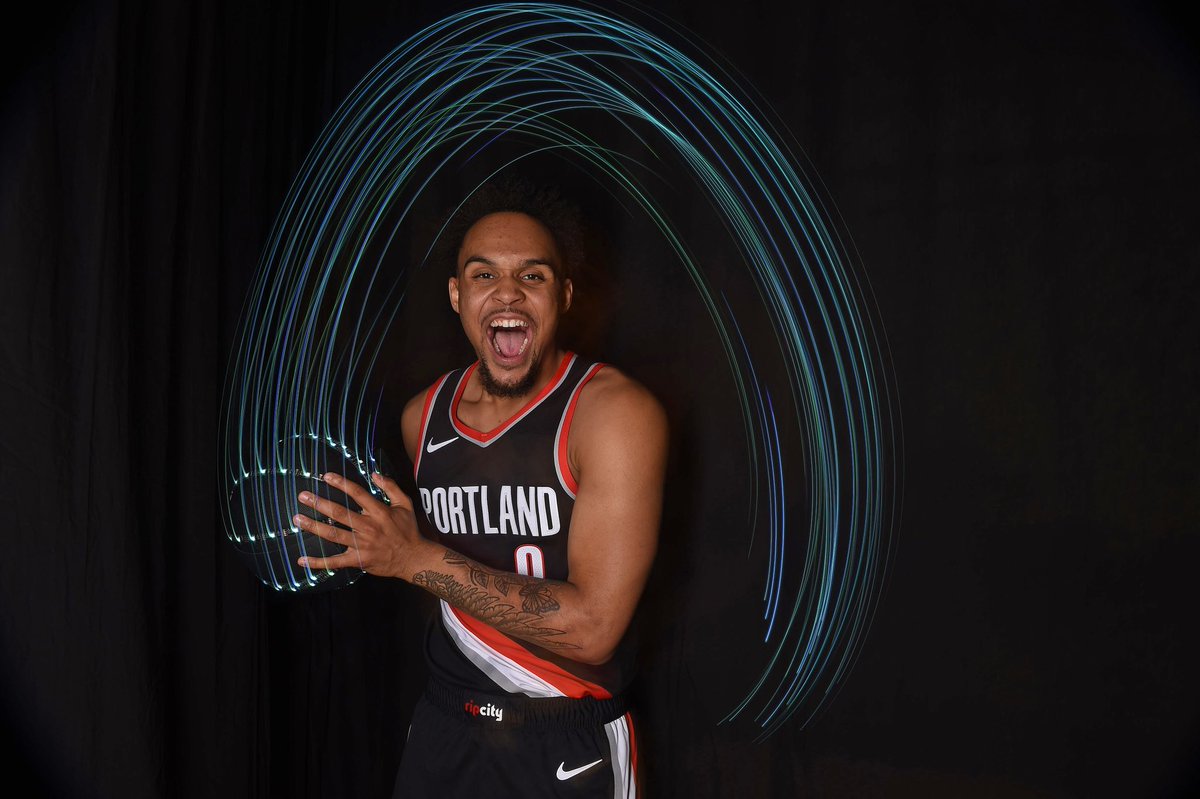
left=2, top=1, right=1198, bottom=797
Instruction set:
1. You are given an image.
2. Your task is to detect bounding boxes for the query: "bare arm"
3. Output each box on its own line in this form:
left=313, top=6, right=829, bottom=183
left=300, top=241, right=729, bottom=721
left=295, top=370, right=667, bottom=665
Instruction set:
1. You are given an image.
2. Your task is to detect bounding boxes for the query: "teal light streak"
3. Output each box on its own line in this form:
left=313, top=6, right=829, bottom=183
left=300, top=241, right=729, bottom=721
left=220, top=1, right=899, bottom=735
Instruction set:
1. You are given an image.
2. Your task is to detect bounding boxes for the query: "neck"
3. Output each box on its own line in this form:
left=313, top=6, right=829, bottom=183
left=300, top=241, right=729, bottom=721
left=474, top=347, right=568, bottom=407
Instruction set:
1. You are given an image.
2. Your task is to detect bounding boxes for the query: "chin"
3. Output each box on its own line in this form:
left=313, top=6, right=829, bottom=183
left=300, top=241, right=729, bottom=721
left=478, top=357, right=539, bottom=398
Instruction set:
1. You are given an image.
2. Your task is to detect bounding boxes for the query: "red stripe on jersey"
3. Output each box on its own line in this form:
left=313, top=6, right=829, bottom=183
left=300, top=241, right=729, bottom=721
left=412, top=373, right=452, bottom=479
left=556, top=363, right=607, bottom=495
left=451, top=352, right=575, bottom=443
left=448, top=606, right=612, bottom=699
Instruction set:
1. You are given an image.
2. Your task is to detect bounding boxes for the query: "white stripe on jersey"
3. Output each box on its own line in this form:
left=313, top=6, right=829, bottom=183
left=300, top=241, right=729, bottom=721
left=439, top=601, right=565, bottom=698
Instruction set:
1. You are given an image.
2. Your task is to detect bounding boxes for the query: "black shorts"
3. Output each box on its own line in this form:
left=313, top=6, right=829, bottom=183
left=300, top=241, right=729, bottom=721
left=393, top=680, right=639, bottom=798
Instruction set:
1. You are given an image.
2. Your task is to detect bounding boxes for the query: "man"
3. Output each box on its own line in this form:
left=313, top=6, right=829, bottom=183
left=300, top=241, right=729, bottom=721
left=292, top=180, right=667, bottom=797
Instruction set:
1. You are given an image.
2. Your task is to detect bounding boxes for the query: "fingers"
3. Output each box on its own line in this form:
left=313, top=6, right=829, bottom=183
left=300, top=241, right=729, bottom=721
left=293, top=513, right=362, bottom=572
left=371, top=472, right=413, bottom=510
left=297, top=489, right=357, bottom=529
left=297, top=552, right=360, bottom=572
left=294, top=472, right=415, bottom=578
left=292, top=511, right=353, bottom=546
left=320, top=471, right=391, bottom=514
left=304, top=471, right=413, bottom=515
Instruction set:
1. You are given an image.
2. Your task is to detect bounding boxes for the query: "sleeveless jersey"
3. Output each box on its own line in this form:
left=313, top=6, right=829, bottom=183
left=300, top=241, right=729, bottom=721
left=413, top=352, right=633, bottom=699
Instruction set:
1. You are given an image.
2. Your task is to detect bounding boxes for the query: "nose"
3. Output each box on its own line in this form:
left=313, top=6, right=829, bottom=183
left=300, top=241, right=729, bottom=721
left=492, top=272, right=525, bottom=305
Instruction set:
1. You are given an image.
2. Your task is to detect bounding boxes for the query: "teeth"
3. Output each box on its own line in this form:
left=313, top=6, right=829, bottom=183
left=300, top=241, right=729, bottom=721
left=490, top=318, right=528, bottom=328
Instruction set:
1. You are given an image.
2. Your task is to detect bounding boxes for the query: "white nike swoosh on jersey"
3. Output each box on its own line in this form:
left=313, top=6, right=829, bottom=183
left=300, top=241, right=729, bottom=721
left=425, top=436, right=458, bottom=453
left=556, top=758, right=603, bottom=781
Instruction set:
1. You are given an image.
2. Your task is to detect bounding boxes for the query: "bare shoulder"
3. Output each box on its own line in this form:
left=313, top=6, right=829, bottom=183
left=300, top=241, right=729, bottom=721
left=571, top=366, right=668, bottom=454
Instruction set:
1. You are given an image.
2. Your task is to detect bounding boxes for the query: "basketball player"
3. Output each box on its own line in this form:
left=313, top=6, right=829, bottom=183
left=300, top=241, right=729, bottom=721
left=292, top=182, right=667, bottom=797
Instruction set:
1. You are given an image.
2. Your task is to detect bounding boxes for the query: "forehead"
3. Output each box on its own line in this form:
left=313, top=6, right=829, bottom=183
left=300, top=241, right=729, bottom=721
left=458, top=212, right=561, bottom=268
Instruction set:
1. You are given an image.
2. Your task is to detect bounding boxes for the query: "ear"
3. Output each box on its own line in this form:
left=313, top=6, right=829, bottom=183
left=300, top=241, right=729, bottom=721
left=448, top=275, right=460, bottom=313
left=561, top=278, right=573, bottom=313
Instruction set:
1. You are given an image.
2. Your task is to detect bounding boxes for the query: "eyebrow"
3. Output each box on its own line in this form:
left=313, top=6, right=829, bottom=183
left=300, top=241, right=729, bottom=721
left=461, top=256, right=557, bottom=270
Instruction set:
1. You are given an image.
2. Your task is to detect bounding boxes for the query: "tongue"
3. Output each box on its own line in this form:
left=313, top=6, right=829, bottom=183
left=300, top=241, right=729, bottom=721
left=494, top=328, right=525, bottom=358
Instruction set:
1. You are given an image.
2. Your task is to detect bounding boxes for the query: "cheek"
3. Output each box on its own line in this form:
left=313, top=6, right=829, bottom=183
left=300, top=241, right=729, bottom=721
left=454, top=287, right=479, bottom=314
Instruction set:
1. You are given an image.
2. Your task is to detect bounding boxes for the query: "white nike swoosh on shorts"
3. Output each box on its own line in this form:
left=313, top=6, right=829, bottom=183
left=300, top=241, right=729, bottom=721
left=556, top=758, right=603, bottom=781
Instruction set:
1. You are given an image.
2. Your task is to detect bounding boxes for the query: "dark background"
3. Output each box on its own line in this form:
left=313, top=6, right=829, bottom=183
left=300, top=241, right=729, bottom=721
left=2, top=1, right=1197, bottom=797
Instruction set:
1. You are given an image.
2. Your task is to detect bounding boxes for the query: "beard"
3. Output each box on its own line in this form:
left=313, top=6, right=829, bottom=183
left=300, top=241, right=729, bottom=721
left=477, top=357, right=540, bottom=398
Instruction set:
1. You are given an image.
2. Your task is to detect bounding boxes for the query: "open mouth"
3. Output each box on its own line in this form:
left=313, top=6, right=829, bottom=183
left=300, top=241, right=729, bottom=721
left=487, top=317, right=531, bottom=361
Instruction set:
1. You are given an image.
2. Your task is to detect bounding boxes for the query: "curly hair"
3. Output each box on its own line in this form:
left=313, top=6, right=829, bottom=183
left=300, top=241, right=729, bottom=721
left=439, top=175, right=585, bottom=281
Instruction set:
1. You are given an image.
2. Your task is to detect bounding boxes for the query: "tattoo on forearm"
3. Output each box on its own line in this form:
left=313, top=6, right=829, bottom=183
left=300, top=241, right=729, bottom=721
left=441, top=553, right=561, bottom=613
left=413, top=552, right=576, bottom=650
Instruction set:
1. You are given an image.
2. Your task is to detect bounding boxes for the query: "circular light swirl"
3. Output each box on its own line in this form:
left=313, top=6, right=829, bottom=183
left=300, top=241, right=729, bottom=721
left=220, top=1, right=900, bottom=736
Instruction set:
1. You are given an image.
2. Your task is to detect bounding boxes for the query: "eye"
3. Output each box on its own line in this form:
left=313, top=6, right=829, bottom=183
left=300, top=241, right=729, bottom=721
left=471, top=270, right=494, bottom=280
left=521, top=272, right=547, bottom=282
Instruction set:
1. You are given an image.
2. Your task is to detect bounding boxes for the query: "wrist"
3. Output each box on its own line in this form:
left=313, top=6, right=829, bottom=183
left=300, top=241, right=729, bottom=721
left=399, top=537, right=441, bottom=583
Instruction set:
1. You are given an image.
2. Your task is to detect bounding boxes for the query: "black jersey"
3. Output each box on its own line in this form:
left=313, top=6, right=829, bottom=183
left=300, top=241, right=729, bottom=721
left=413, top=352, right=632, bottom=699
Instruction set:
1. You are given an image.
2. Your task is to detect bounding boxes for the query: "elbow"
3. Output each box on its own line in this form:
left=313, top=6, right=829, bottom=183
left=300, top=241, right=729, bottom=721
left=569, top=644, right=616, bottom=667
left=565, top=619, right=623, bottom=666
